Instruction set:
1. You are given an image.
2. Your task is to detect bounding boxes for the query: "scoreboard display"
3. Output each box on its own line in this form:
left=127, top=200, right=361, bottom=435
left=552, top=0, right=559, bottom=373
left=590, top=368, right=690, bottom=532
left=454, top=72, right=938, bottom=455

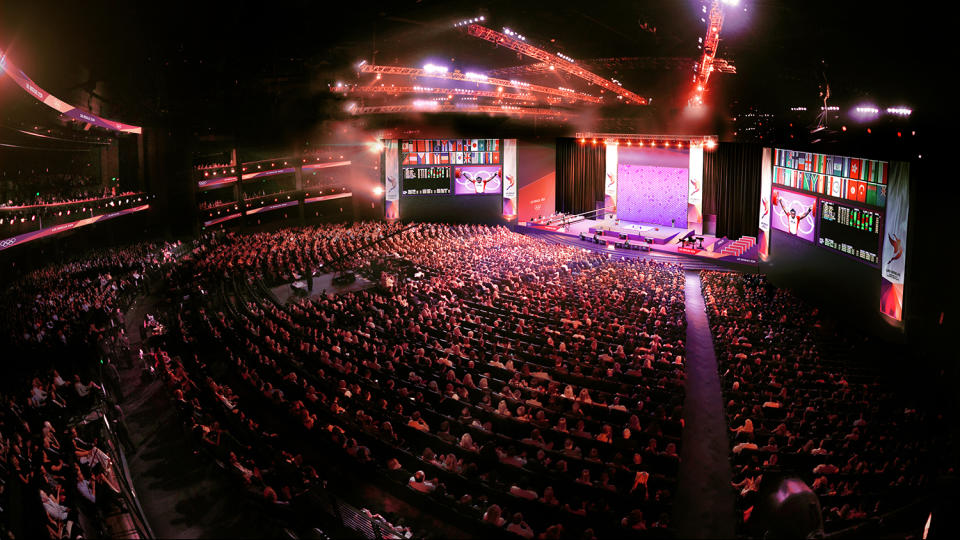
left=817, top=199, right=882, bottom=265
left=400, top=139, right=502, bottom=196
left=401, top=167, right=451, bottom=196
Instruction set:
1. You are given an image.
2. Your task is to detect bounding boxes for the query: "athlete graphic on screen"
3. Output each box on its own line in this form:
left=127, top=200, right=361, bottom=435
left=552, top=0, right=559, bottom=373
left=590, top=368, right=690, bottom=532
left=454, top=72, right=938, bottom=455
left=607, top=173, right=616, bottom=188
left=778, top=196, right=812, bottom=235
left=386, top=176, right=398, bottom=195
left=456, top=168, right=501, bottom=194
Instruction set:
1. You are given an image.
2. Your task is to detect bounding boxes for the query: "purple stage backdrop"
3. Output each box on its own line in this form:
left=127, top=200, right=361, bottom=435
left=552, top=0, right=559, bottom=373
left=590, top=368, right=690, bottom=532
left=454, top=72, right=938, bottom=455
left=771, top=187, right=817, bottom=242
left=454, top=166, right=502, bottom=195
left=616, top=165, right=689, bottom=227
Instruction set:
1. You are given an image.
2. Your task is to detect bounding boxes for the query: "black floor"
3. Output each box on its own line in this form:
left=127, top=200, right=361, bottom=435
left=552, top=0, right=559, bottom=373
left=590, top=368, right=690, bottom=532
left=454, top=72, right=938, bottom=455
left=120, top=297, right=283, bottom=539
left=673, top=270, right=736, bottom=538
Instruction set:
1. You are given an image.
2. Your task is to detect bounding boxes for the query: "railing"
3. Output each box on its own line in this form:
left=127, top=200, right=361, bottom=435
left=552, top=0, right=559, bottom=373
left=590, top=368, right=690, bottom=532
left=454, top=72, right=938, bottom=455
left=94, top=402, right=156, bottom=539
left=530, top=206, right=615, bottom=227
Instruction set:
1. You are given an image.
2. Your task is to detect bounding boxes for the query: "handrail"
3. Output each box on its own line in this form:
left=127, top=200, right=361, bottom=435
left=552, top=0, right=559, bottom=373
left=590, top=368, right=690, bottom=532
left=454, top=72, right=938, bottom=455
left=97, top=403, right=156, bottom=539
left=531, top=206, right=615, bottom=227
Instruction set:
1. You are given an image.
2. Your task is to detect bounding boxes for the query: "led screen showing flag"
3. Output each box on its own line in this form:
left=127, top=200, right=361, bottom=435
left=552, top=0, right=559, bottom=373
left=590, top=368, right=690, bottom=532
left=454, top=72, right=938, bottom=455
left=503, top=139, right=518, bottom=217
left=758, top=147, right=773, bottom=261
left=880, top=162, right=910, bottom=323
left=773, top=149, right=886, bottom=209
left=604, top=142, right=618, bottom=219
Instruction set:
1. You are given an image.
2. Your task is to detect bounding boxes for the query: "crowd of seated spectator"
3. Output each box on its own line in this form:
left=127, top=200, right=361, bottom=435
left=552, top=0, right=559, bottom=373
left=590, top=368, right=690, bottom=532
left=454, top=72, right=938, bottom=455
left=0, top=173, right=99, bottom=207
left=195, top=162, right=233, bottom=171
left=243, top=187, right=299, bottom=202
left=0, top=241, right=180, bottom=351
left=700, top=271, right=953, bottom=534
left=145, top=222, right=688, bottom=538
left=198, top=199, right=238, bottom=211
left=0, top=368, right=132, bottom=539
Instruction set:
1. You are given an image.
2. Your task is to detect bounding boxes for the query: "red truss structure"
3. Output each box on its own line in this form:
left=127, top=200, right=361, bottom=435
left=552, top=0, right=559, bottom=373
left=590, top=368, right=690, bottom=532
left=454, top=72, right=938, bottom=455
left=486, top=57, right=695, bottom=77
left=691, top=0, right=736, bottom=105
left=358, top=64, right=601, bottom=104
left=461, top=24, right=649, bottom=105
left=343, top=85, right=538, bottom=103
left=352, top=104, right=570, bottom=119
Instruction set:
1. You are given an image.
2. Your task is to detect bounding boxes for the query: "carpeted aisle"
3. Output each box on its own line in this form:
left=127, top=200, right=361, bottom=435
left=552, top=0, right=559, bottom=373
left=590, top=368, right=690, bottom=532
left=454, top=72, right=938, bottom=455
left=673, top=270, right=736, bottom=538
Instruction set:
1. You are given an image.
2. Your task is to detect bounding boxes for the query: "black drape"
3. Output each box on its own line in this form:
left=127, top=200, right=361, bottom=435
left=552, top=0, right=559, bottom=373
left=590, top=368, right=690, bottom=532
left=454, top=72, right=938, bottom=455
left=555, top=138, right=605, bottom=215
left=703, top=142, right=763, bottom=239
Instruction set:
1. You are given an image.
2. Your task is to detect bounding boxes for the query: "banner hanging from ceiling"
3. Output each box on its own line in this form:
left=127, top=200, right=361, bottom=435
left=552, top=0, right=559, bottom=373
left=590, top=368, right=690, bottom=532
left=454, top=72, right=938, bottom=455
left=384, top=140, right=399, bottom=220
left=0, top=51, right=142, bottom=134
left=879, top=162, right=910, bottom=323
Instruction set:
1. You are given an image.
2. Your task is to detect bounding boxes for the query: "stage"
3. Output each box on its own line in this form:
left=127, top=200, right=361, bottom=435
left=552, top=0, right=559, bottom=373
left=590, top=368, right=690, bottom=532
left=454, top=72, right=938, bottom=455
left=521, top=217, right=759, bottom=265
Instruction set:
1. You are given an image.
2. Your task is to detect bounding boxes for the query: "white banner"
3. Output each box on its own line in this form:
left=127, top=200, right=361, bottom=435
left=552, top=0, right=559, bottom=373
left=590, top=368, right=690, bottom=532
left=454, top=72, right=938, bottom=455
left=604, top=142, right=618, bottom=220
left=503, top=139, right=517, bottom=217
left=384, top=140, right=399, bottom=219
left=880, top=161, right=910, bottom=321
left=758, top=147, right=772, bottom=260
left=688, top=144, right=704, bottom=233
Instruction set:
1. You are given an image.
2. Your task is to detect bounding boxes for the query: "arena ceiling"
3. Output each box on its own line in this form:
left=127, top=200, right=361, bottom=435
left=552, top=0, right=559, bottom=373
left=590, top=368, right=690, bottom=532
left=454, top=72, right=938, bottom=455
left=0, top=0, right=937, bottom=140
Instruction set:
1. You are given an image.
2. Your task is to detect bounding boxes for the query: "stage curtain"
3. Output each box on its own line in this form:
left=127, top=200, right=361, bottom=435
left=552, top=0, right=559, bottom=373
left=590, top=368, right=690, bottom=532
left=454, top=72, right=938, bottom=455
left=703, top=142, right=763, bottom=239
left=555, top=138, right=605, bottom=215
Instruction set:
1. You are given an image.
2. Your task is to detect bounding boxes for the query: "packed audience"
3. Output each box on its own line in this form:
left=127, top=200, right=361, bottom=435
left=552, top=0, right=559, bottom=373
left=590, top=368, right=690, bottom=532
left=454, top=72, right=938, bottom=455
left=701, top=271, right=952, bottom=533
left=0, top=173, right=100, bottom=208
left=0, top=239, right=182, bottom=539
left=0, top=241, right=180, bottom=351
left=0, top=368, right=134, bottom=539
left=153, top=222, right=688, bottom=538
left=198, top=199, right=238, bottom=211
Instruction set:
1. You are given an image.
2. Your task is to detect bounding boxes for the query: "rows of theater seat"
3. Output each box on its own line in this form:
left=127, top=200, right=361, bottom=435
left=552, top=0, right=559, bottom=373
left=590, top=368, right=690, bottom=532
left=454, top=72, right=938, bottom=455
left=154, top=223, right=688, bottom=538
left=1, top=242, right=179, bottom=539
left=700, top=270, right=950, bottom=534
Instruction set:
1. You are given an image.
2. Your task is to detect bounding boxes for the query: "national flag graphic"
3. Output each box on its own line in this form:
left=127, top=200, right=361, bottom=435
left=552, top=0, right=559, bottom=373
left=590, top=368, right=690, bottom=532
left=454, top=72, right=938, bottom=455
left=856, top=181, right=867, bottom=202
left=866, top=185, right=878, bottom=206
left=849, top=158, right=861, bottom=180
left=847, top=179, right=858, bottom=200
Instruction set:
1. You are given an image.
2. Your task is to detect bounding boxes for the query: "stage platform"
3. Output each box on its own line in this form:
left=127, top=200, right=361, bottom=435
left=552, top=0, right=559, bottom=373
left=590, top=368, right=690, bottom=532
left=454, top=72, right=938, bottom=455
left=521, top=218, right=759, bottom=266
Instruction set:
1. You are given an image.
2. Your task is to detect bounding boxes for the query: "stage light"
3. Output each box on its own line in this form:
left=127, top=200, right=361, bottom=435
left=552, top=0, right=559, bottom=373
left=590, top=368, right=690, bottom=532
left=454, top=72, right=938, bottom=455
left=627, top=141, right=632, bottom=146
left=705, top=139, right=717, bottom=149
left=721, top=0, right=740, bottom=6
left=464, top=72, right=488, bottom=81
left=842, top=126, right=847, bottom=131
left=887, top=106, right=912, bottom=116
left=580, top=138, right=585, bottom=143
left=591, top=138, right=597, bottom=144
left=424, top=63, right=448, bottom=74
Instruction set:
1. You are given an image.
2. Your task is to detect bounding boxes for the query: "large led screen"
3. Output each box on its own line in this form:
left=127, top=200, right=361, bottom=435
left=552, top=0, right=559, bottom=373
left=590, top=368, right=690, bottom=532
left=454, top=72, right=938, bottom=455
left=771, top=187, right=817, bottom=242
